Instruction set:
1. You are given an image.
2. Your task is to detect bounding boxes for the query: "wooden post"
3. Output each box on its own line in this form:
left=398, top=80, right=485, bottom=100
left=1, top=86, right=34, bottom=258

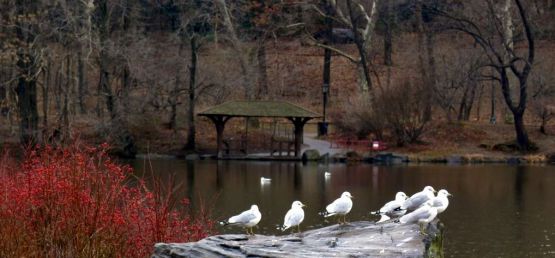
left=289, top=117, right=311, bottom=158
left=208, top=115, right=230, bottom=159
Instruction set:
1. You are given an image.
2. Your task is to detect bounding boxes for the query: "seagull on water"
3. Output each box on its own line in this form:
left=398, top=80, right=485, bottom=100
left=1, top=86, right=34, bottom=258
left=371, top=192, right=408, bottom=222
left=396, top=200, right=438, bottom=235
left=219, top=205, right=262, bottom=235
left=320, top=191, right=353, bottom=224
left=260, top=177, right=271, bottom=184
left=432, top=189, right=452, bottom=214
left=279, top=200, right=306, bottom=233
left=400, top=186, right=436, bottom=211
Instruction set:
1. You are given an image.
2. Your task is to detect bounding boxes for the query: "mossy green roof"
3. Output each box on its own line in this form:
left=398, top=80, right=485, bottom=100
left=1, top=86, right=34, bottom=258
left=198, top=101, right=321, bottom=118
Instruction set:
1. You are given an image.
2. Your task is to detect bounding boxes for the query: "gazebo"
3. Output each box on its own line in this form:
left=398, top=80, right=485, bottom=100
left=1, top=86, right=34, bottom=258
left=198, top=101, right=321, bottom=159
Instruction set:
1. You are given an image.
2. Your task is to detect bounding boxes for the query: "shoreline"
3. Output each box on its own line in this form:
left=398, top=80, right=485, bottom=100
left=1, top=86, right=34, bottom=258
left=133, top=150, right=555, bottom=165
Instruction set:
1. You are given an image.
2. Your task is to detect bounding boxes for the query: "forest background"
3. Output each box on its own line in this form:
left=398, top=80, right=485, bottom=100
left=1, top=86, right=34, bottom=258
left=1, top=0, right=555, bottom=158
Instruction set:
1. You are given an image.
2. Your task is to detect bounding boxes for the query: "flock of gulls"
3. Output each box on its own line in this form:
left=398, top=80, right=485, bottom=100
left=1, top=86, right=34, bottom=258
left=220, top=174, right=452, bottom=236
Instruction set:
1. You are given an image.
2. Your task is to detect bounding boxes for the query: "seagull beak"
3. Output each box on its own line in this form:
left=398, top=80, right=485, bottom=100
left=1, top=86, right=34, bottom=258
left=351, top=195, right=355, bottom=199
left=448, top=193, right=453, bottom=197
left=302, top=204, right=307, bottom=207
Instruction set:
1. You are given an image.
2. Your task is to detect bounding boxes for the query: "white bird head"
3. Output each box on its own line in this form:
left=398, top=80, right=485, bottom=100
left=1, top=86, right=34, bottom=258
left=292, top=200, right=306, bottom=208
left=424, top=186, right=436, bottom=193
left=437, top=189, right=452, bottom=197
left=396, top=192, right=408, bottom=201
left=342, top=191, right=354, bottom=199
left=251, top=205, right=259, bottom=211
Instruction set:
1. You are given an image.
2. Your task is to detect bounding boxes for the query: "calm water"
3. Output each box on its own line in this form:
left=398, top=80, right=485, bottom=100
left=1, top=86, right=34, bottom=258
left=131, top=160, right=555, bottom=257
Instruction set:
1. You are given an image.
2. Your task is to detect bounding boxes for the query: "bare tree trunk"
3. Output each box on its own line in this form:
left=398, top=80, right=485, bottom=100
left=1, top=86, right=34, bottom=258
left=185, top=36, right=198, bottom=150
left=490, top=70, right=496, bottom=124
left=42, top=56, right=51, bottom=129
left=99, top=61, right=114, bottom=119
left=322, top=0, right=333, bottom=122
left=458, top=84, right=477, bottom=121
left=54, top=63, right=62, bottom=114
left=347, top=0, right=373, bottom=93
left=415, top=1, right=435, bottom=122
left=257, top=40, right=268, bottom=97
left=121, top=64, right=130, bottom=116
left=16, top=56, right=39, bottom=144
left=77, top=50, right=87, bottom=114
left=215, top=0, right=255, bottom=99
left=59, top=55, right=71, bottom=140
left=15, top=1, right=40, bottom=144
left=383, top=0, right=393, bottom=66
left=476, top=84, right=484, bottom=121
left=169, top=68, right=180, bottom=131
left=423, top=29, right=436, bottom=122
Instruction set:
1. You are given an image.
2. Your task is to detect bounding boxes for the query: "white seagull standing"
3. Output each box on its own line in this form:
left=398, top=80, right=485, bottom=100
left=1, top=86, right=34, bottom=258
left=401, top=186, right=436, bottom=211
left=219, top=205, right=262, bottom=235
left=321, top=191, right=354, bottom=224
left=397, top=200, right=438, bottom=235
left=324, top=171, right=331, bottom=177
left=432, top=189, right=452, bottom=214
left=280, top=200, right=306, bottom=233
left=371, top=192, right=408, bottom=222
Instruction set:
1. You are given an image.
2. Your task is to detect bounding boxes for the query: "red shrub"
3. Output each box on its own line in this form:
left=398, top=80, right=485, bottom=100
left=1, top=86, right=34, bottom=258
left=0, top=143, right=214, bottom=257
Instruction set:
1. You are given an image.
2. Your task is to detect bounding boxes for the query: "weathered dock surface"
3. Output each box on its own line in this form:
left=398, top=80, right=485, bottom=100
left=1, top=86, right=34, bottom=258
left=152, top=220, right=443, bottom=258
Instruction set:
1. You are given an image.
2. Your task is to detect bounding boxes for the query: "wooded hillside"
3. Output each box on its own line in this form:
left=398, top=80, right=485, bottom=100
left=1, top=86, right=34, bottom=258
left=1, top=0, right=554, bottom=155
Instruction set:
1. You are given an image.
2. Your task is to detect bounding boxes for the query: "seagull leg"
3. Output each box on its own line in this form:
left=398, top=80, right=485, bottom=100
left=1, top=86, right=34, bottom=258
left=297, top=225, right=301, bottom=233
left=337, top=216, right=342, bottom=225
left=419, top=223, right=428, bottom=236
left=250, top=227, right=254, bottom=236
left=245, top=227, right=249, bottom=235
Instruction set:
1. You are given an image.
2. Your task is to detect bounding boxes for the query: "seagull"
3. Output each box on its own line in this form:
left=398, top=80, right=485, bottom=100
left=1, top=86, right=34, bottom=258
left=260, top=177, right=271, bottom=184
left=219, top=205, right=262, bottom=235
left=396, top=200, right=438, bottom=235
left=320, top=191, right=354, bottom=224
left=400, top=186, right=436, bottom=211
left=371, top=192, right=408, bottom=222
left=432, top=189, right=452, bottom=214
left=280, top=200, right=306, bottom=233
left=324, top=171, right=331, bottom=177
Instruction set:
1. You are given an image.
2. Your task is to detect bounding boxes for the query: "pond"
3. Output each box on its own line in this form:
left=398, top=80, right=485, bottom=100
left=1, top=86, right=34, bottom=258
left=131, top=160, right=555, bottom=257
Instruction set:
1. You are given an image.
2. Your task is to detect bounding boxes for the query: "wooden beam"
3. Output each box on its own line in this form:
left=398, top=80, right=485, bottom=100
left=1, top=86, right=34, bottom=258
left=207, top=115, right=231, bottom=158
left=288, top=117, right=312, bottom=158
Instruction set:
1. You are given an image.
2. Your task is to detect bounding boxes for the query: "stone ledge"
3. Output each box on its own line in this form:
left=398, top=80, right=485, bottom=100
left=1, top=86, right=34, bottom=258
left=152, top=220, right=443, bottom=258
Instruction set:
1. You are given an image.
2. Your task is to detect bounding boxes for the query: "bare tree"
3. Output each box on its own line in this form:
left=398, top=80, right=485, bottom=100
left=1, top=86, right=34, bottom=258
left=434, top=0, right=536, bottom=150
left=310, top=0, right=380, bottom=95
left=9, top=0, right=45, bottom=144
left=215, top=0, right=257, bottom=100
left=529, top=58, right=555, bottom=134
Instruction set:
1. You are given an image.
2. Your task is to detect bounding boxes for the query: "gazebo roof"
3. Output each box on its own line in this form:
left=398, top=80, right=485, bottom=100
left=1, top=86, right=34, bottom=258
left=198, top=100, right=321, bottom=118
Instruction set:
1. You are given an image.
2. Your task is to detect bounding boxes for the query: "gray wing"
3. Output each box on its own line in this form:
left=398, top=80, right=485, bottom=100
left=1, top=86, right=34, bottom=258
left=432, top=197, right=445, bottom=207
left=380, top=200, right=400, bottom=213
left=402, top=192, right=430, bottom=210
left=382, top=200, right=405, bottom=217
left=229, top=210, right=257, bottom=225
left=327, top=198, right=352, bottom=214
left=399, top=206, right=432, bottom=224
left=284, top=209, right=304, bottom=227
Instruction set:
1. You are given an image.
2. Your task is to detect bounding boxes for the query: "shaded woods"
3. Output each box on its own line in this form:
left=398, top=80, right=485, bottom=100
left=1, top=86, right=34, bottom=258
left=1, top=0, right=555, bottom=155
left=0, top=143, right=214, bottom=257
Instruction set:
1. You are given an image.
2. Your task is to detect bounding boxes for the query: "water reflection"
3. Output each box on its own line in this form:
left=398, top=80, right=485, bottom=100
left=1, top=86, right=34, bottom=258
left=131, top=160, right=555, bottom=258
